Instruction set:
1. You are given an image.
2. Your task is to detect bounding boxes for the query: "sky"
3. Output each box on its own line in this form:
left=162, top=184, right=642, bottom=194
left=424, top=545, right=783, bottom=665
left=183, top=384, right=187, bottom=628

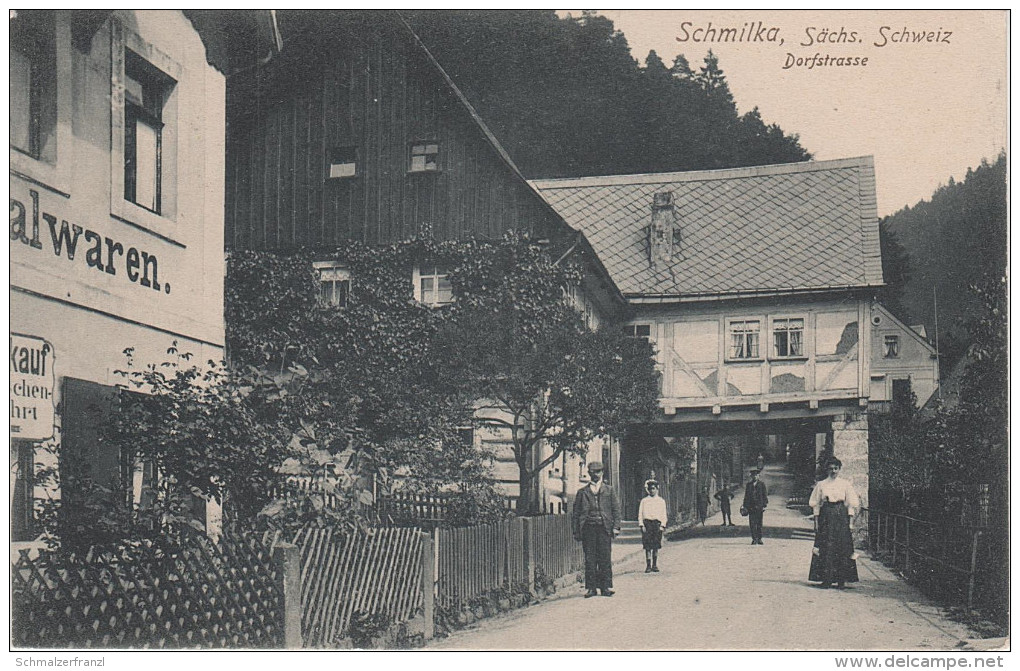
left=576, top=10, right=1008, bottom=216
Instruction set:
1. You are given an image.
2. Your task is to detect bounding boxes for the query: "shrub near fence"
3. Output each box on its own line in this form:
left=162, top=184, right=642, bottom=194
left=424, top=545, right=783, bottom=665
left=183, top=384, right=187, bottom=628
left=11, top=534, right=284, bottom=649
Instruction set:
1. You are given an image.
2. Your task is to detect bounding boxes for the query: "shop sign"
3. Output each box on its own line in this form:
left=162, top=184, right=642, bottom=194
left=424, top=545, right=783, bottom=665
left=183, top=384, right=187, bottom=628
left=10, top=334, right=55, bottom=440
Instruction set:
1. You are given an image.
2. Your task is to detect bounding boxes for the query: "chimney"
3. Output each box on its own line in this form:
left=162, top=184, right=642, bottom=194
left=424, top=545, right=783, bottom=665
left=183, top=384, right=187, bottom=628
left=648, top=191, right=676, bottom=269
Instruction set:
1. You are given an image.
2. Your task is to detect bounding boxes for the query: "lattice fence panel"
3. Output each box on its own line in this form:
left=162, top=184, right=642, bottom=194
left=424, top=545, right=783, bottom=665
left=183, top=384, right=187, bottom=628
left=11, top=534, right=283, bottom=649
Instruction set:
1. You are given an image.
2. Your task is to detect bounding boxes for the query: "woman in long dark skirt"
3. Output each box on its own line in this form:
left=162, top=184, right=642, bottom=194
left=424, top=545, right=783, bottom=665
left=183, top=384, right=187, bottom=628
left=808, top=458, right=860, bottom=588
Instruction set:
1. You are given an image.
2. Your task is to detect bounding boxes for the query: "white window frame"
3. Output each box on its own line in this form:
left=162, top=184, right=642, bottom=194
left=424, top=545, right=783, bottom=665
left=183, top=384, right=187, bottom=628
left=313, top=261, right=351, bottom=308
left=883, top=334, right=900, bottom=358
left=770, top=315, right=806, bottom=360
left=409, top=141, right=440, bottom=173
left=413, top=264, right=453, bottom=306
left=110, top=18, right=181, bottom=232
left=9, top=11, right=73, bottom=196
left=726, top=318, right=762, bottom=362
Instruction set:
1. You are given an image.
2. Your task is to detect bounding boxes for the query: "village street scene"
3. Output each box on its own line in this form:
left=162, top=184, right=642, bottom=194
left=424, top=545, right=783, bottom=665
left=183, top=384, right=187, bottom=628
left=8, top=10, right=1008, bottom=661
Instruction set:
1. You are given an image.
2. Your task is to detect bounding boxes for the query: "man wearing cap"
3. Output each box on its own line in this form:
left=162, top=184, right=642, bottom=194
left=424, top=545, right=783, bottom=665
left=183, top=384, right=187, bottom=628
left=742, top=468, right=769, bottom=545
left=571, top=461, right=622, bottom=597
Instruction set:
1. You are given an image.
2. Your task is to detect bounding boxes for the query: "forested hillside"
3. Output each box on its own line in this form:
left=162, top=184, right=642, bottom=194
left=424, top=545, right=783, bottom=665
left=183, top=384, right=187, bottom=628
left=880, top=153, right=1007, bottom=371
left=403, top=10, right=810, bottom=178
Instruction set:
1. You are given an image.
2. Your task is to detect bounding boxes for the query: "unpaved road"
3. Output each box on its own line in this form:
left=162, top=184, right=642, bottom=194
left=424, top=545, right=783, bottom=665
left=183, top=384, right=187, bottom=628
left=428, top=466, right=976, bottom=651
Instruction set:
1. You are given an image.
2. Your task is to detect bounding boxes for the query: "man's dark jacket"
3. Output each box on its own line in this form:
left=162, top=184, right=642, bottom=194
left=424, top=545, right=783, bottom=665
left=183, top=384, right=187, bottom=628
left=743, top=479, right=769, bottom=512
left=571, top=483, right=622, bottom=538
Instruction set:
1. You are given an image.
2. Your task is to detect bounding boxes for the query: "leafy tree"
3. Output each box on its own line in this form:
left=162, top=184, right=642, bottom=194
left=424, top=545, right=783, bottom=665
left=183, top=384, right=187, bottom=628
left=437, top=234, right=661, bottom=514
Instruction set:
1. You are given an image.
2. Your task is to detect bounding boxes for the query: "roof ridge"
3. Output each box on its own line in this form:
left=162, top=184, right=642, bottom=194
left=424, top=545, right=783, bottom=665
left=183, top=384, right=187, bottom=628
left=529, top=156, right=874, bottom=190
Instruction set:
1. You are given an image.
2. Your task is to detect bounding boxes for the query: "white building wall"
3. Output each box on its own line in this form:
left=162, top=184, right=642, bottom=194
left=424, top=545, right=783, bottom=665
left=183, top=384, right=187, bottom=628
left=10, top=10, right=226, bottom=541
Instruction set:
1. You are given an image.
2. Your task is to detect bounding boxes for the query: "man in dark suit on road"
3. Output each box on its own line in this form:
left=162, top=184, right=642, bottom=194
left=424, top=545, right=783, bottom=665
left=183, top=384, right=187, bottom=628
left=743, top=469, right=769, bottom=545
left=571, top=461, right=621, bottom=597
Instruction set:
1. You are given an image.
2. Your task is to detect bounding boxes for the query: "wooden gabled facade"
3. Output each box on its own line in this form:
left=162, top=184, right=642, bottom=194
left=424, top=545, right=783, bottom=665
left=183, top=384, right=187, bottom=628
left=221, top=11, right=628, bottom=512
left=224, top=11, right=564, bottom=250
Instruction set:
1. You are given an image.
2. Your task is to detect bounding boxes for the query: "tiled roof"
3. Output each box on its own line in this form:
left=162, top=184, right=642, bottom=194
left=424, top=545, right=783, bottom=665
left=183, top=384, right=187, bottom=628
left=530, top=157, right=884, bottom=299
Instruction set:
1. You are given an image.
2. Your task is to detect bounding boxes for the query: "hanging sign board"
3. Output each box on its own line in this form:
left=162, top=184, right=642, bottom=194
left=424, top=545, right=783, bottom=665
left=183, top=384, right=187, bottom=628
left=10, top=334, right=55, bottom=440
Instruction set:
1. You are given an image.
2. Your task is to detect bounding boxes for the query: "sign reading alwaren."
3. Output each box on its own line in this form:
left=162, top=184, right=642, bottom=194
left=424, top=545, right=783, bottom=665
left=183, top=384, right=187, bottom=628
left=10, top=334, right=55, bottom=440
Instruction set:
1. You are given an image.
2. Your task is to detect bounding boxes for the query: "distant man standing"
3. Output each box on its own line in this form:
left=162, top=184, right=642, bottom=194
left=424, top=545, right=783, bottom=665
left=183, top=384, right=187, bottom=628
left=571, top=462, right=621, bottom=597
left=743, top=469, right=769, bottom=545
left=714, top=482, right=735, bottom=526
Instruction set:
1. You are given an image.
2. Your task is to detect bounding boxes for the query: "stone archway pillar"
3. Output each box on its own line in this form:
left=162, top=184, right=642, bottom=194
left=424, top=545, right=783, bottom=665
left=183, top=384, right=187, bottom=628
left=830, top=410, right=869, bottom=538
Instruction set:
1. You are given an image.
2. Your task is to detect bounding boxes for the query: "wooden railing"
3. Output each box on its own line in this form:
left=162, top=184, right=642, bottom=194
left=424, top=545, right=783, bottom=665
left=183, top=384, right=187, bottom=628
left=863, top=508, right=987, bottom=612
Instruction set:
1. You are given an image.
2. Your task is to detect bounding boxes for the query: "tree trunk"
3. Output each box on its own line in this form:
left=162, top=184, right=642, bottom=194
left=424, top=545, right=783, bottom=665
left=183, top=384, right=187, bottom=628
left=516, top=464, right=542, bottom=516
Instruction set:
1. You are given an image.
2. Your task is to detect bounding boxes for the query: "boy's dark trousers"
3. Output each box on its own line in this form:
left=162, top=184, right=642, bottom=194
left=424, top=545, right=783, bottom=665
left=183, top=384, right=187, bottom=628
left=581, top=522, right=613, bottom=590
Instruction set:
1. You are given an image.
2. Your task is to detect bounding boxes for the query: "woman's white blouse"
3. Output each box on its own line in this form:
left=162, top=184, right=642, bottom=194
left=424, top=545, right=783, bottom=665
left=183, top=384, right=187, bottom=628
left=809, top=477, right=860, bottom=516
left=638, top=495, right=668, bottom=525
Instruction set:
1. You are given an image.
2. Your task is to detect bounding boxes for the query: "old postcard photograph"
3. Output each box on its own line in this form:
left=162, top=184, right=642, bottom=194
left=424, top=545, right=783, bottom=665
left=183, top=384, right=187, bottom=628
left=8, top=9, right=1009, bottom=663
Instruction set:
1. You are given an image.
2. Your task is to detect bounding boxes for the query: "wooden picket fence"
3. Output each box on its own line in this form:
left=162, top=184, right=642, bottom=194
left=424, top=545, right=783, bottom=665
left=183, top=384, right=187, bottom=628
left=377, top=491, right=519, bottom=527
left=436, top=515, right=582, bottom=609
left=11, top=534, right=284, bottom=649
left=289, top=526, right=427, bottom=647
left=527, top=514, right=583, bottom=580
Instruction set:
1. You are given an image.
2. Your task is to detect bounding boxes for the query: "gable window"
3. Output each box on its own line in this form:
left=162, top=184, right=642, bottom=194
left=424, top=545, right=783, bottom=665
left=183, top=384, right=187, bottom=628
left=883, top=335, right=900, bottom=358
left=772, top=317, right=804, bottom=358
left=124, top=50, right=174, bottom=214
left=10, top=11, right=56, bottom=162
left=314, top=262, right=350, bottom=308
left=728, top=320, right=760, bottom=360
left=416, top=265, right=453, bottom=306
left=328, top=145, right=358, bottom=179
left=409, top=142, right=439, bottom=173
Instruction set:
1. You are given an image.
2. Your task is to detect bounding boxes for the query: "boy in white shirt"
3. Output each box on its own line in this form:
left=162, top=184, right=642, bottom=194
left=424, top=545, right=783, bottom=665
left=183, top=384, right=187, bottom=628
left=638, top=479, right=668, bottom=573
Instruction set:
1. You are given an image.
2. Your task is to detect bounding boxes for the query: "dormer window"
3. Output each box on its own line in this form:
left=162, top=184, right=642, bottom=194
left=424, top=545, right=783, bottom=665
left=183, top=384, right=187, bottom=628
left=415, top=265, right=453, bottom=306
left=409, top=142, right=439, bottom=173
left=314, top=261, right=350, bottom=308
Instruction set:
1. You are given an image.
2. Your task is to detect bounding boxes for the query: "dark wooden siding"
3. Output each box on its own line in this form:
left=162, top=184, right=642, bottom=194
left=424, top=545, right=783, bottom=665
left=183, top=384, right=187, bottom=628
left=225, top=16, right=557, bottom=251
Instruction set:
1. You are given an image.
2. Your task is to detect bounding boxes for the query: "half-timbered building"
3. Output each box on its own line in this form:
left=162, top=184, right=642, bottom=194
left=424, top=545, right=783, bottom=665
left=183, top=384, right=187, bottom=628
left=533, top=156, right=936, bottom=518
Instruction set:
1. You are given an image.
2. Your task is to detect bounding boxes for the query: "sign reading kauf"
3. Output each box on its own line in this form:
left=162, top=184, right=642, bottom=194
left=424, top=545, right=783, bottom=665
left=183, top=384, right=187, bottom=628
left=10, top=334, right=55, bottom=440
